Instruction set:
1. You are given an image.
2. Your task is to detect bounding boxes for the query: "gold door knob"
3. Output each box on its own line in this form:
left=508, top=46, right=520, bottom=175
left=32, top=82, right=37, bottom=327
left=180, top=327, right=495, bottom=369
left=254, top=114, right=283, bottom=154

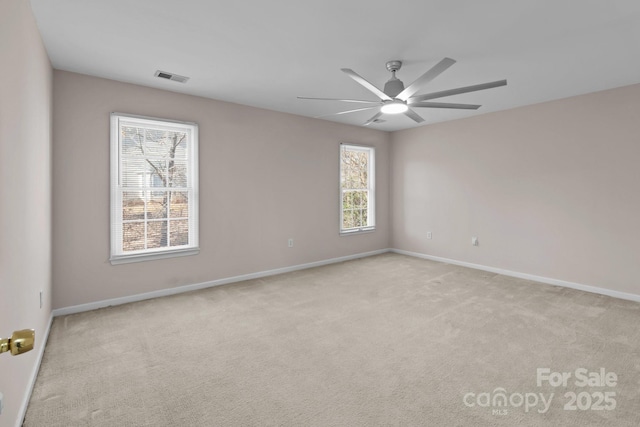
left=0, top=329, right=35, bottom=356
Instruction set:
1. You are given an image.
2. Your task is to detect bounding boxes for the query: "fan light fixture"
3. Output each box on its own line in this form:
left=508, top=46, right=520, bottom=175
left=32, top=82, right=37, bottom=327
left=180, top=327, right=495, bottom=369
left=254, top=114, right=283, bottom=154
left=298, top=58, right=507, bottom=126
left=380, top=100, right=408, bottom=114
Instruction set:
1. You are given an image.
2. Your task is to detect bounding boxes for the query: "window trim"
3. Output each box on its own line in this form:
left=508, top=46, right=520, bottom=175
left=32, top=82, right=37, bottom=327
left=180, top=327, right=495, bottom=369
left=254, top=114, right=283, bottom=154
left=339, top=143, right=376, bottom=236
left=110, top=112, right=199, bottom=265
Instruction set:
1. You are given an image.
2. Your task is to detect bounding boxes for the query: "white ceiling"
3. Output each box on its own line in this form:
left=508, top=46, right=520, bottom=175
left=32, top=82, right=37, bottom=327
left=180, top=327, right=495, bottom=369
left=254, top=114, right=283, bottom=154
left=30, top=0, right=640, bottom=131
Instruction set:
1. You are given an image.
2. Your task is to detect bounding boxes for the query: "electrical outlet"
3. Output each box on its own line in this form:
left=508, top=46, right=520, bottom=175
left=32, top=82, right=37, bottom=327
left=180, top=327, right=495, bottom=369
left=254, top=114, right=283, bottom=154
left=427, top=232, right=432, bottom=239
left=40, top=290, right=43, bottom=309
left=288, top=238, right=294, bottom=248
left=472, top=236, right=479, bottom=246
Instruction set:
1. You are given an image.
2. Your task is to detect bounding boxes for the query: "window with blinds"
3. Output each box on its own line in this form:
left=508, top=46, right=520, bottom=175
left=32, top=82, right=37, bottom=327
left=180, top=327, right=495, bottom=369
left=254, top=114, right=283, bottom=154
left=340, top=144, right=375, bottom=234
left=110, top=113, right=199, bottom=264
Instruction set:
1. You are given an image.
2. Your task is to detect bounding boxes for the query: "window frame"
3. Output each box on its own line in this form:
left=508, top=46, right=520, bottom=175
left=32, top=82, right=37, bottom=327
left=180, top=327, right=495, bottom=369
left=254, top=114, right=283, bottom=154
left=110, top=112, right=199, bottom=265
left=339, top=143, right=376, bottom=235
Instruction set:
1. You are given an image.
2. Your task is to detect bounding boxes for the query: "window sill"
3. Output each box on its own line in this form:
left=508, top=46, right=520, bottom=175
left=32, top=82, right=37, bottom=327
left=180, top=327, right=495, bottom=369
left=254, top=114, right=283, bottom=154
left=110, top=247, right=199, bottom=265
left=340, top=228, right=376, bottom=236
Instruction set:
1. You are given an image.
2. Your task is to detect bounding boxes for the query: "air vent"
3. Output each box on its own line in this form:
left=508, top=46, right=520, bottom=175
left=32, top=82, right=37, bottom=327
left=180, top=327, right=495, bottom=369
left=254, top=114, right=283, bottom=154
left=154, top=70, right=190, bottom=83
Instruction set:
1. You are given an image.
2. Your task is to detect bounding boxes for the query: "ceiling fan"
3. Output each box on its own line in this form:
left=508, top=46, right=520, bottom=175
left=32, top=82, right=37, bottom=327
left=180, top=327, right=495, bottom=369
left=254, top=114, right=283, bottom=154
left=298, top=58, right=507, bottom=126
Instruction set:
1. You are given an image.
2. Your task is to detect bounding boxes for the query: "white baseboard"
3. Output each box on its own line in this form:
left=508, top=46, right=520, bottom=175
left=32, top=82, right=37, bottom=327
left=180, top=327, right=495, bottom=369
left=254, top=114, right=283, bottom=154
left=52, top=249, right=391, bottom=317
left=53, top=246, right=640, bottom=317
left=17, top=313, right=53, bottom=427
left=391, top=248, right=640, bottom=303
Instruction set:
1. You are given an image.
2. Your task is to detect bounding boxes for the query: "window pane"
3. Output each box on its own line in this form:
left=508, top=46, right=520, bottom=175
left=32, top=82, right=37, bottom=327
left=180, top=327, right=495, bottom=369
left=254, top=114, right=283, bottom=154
left=147, top=192, right=167, bottom=219
left=343, top=210, right=354, bottom=229
left=170, top=192, right=189, bottom=218
left=353, top=209, right=362, bottom=227
left=170, top=220, right=189, bottom=246
left=360, top=191, right=368, bottom=208
left=341, top=149, right=369, bottom=189
left=121, top=126, right=145, bottom=157
left=123, top=222, right=145, bottom=251
left=168, top=159, right=188, bottom=187
left=342, top=191, right=352, bottom=209
left=121, top=158, right=147, bottom=188
left=146, top=160, right=167, bottom=187
left=145, top=129, right=188, bottom=159
left=173, top=135, right=188, bottom=159
left=147, top=221, right=168, bottom=249
left=123, top=192, right=145, bottom=220
left=144, top=129, right=169, bottom=158
left=352, top=191, right=362, bottom=207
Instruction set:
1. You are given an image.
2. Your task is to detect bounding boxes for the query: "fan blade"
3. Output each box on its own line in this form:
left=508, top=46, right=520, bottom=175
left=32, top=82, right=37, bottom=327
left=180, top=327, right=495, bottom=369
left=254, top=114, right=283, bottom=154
left=404, top=108, right=425, bottom=123
left=396, top=58, right=456, bottom=101
left=341, top=69, right=392, bottom=101
left=364, top=112, right=384, bottom=126
left=410, top=102, right=481, bottom=110
left=410, top=79, right=507, bottom=102
left=298, top=97, right=381, bottom=104
left=314, top=106, right=379, bottom=118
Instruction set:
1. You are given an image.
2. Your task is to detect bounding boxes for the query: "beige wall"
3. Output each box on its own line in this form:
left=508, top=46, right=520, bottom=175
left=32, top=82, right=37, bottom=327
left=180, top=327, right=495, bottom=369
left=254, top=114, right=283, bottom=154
left=391, top=84, right=640, bottom=295
left=52, top=71, right=390, bottom=309
left=0, top=1, right=53, bottom=426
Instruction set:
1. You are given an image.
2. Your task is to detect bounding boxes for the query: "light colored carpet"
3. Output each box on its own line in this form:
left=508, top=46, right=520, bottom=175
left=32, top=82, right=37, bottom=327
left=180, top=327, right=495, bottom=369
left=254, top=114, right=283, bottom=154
left=25, top=253, right=640, bottom=426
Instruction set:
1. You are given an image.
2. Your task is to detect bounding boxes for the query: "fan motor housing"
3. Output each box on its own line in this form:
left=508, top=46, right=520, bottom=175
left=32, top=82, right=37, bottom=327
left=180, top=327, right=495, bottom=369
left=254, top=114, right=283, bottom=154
left=384, top=60, right=405, bottom=97
left=384, top=79, right=405, bottom=98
